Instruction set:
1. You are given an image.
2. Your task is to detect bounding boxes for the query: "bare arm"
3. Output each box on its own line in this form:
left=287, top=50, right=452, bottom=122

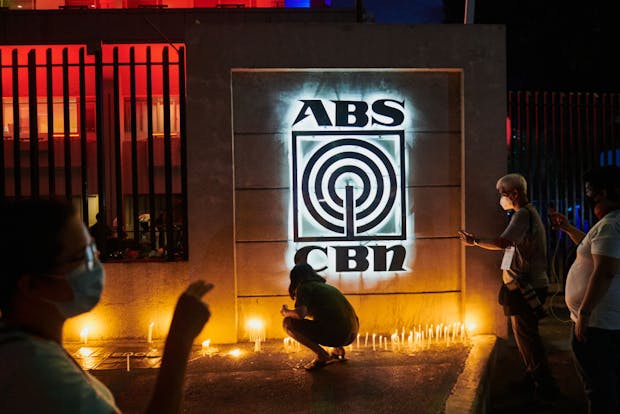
left=144, top=281, right=212, bottom=414
left=550, top=211, right=586, bottom=245
left=575, top=254, right=620, bottom=341
left=280, top=304, right=308, bottom=319
left=458, top=230, right=511, bottom=251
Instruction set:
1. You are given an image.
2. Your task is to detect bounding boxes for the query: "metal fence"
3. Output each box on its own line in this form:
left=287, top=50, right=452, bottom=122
left=0, top=44, right=188, bottom=261
left=507, top=91, right=620, bottom=285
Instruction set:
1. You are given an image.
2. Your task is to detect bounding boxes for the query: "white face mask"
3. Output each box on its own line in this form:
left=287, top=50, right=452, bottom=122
left=500, top=196, right=514, bottom=211
left=44, top=259, right=105, bottom=319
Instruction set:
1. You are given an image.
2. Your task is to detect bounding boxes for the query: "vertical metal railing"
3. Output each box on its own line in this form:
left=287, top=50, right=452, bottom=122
left=113, top=47, right=124, bottom=243
left=178, top=46, right=189, bottom=259
left=46, top=48, right=56, bottom=197
left=508, top=90, right=620, bottom=286
left=12, top=49, right=21, bottom=198
left=79, top=48, right=89, bottom=226
left=146, top=46, right=156, bottom=250
left=129, top=47, right=140, bottom=246
left=162, top=47, right=174, bottom=261
left=62, top=48, right=72, bottom=201
left=28, top=50, right=39, bottom=197
left=0, top=44, right=188, bottom=261
left=0, top=51, right=4, bottom=198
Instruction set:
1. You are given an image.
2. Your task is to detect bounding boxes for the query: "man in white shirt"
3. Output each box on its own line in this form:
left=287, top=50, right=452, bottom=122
left=551, top=166, right=620, bottom=414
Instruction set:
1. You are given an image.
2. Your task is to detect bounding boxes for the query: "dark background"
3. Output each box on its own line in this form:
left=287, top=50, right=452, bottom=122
left=363, top=0, right=620, bottom=92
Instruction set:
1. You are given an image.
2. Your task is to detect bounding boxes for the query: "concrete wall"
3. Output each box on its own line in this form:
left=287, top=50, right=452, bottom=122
left=64, top=23, right=506, bottom=344
left=181, top=23, right=507, bottom=343
left=232, top=69, right=462, bottom=338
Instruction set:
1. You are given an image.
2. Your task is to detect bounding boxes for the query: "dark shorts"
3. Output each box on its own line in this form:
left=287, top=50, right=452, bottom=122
left=499, top=286, right=548, bottom=316
left=286, top=318, right=358, bottom=347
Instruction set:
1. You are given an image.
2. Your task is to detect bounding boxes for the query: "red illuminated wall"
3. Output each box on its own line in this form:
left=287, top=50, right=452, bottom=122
left=10, top=0, right=288, bottom=9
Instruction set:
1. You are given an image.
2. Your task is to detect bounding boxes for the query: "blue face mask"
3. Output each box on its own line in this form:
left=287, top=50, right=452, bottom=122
left=46, top=259, right=105, bottom=319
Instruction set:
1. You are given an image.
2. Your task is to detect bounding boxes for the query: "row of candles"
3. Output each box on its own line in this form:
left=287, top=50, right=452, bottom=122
left=79, top=321, right=473, bottom=354
left=283, top=322, right=472, bottom=353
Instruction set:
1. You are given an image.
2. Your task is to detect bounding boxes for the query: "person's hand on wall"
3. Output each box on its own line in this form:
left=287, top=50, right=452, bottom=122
left=457, top=229, right=476, bottom=246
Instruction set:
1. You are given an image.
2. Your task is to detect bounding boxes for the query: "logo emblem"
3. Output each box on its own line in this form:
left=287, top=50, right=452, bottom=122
left=292, top=130, right=406, bottom=242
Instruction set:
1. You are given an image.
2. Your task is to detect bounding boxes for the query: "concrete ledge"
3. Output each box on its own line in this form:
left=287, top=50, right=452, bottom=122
left=445, top=334, right=497, bottom=414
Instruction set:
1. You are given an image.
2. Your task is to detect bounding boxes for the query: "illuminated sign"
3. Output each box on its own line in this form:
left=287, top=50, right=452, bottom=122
left=290, top=98, right=408, bottom=273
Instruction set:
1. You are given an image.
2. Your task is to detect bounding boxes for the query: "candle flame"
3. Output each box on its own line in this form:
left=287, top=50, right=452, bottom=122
left=228, top=348, right=243, bottom=358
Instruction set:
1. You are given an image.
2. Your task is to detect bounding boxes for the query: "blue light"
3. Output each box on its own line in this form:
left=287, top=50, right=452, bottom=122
left=599, top=149, right=620, bottom=167
left=285, top=0, right=310, bottom=7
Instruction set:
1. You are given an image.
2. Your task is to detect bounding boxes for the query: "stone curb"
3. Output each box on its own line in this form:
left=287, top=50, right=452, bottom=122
left=445, top=334, right=497, bottom=414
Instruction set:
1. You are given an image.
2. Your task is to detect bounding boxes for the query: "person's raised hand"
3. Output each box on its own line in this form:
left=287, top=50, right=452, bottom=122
left=168, top=281, right=213, bottom=342
left=549, top=211, right=569, bottom=230
left=280, top=304, right=289, bottom=317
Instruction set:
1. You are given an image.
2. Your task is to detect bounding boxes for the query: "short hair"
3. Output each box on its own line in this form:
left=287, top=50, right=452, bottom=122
left=584, top=166, right=620, bottom=202
left=0, top=199, right=75, bottom=313
left=496, top=173, right=527, bottom=195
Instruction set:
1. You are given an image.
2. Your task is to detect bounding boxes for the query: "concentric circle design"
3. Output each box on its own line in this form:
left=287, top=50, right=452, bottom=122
left=300, top=138, right=398, bottom=238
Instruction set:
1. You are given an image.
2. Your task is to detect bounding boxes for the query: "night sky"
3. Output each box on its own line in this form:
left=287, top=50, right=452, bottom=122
left=361, top=0, right=620, bottom=92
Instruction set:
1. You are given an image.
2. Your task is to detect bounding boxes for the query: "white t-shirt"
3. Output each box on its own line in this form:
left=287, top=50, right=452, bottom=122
left=0, top=323, right=121, bottom=414
left=565, top=209, right=620, bottom=329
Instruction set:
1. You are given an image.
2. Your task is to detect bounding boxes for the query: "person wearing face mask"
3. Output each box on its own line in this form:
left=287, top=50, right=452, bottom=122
left=458, top=173, right=558, bottom=401
left=550, top=166, right=620, bottom=414
left=0, top=199, right=213, bottom=414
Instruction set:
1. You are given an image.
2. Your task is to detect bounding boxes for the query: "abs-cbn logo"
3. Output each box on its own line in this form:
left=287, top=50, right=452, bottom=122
left=290, top=99, right=408, bottom=273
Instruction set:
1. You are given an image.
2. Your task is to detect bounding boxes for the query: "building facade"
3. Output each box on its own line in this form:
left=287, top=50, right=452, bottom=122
left=1, top=8, right=507, bottom=343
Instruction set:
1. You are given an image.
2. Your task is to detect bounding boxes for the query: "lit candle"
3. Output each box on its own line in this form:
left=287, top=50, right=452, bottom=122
left=391, top=331, right=399, bottom=352
left=365, top=332, right=369, bottom=348
left=372, top=333, right=376, bottom=351
left=147, top=322, right=154, bottom=344
left=357, top=333, right=360, bottom=349
left=80, top=328, right=89, bottom=345
left=247, top=319, right=265, bottom=353
left=379, top=335, right=382, bottom=348
left=126, top=353, right=131, bottom=372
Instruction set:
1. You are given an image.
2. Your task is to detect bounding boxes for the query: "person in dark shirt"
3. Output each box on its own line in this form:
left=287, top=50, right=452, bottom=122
left=458, top=173, right=558, bottom=400
left=88, top=213, right=111, bottom=259
left=280, top=263, right=359, bottom=371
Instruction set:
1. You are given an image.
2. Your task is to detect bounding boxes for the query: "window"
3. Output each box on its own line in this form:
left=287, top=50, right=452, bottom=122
left=0, top=44, right=188, bottom=261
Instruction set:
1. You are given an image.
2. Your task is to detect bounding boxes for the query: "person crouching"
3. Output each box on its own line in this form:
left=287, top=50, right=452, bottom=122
left=281, top=263, right=359, bottom=371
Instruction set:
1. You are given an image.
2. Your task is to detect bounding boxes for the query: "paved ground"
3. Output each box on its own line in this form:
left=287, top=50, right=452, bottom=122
left=66, top=293, right=588, bottom=413
left=74, top=339, right=470, bottom=413
left=488, top=292, right=588, bottom=413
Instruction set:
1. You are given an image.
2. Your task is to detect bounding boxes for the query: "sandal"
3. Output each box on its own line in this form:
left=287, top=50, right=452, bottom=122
left=304, top=358, right=328, bottom=371
left=330, top=347, right=347, bottom=361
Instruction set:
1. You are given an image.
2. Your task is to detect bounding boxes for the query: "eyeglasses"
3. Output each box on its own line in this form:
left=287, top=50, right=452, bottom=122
left=55, top=241, right=99, bottom=271
left=84, top=241, right=99, bottom=271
